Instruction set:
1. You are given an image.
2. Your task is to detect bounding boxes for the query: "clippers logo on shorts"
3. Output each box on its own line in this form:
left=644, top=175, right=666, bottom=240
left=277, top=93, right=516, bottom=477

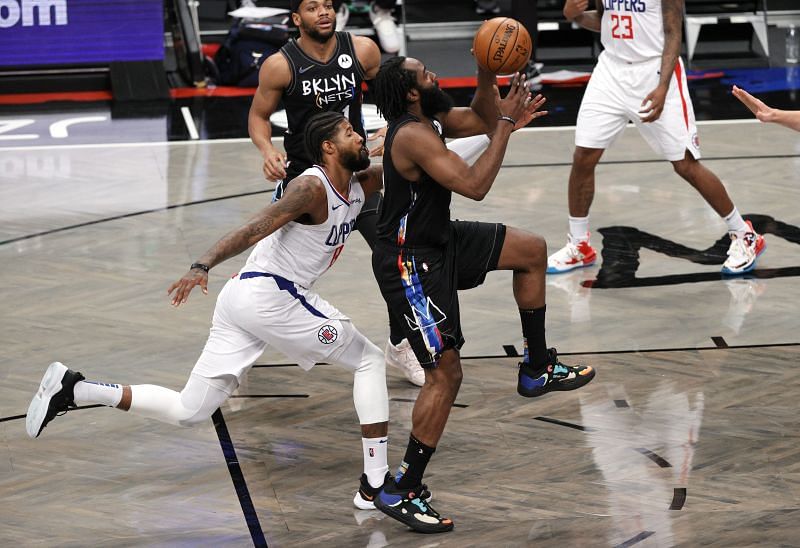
left=301, top=72, right=357, bottom=108
left=318, top=324, right=338, bottom=344
left=692, top=133, right=700, bottom=149
left=369, top=448, right=375, bottom=457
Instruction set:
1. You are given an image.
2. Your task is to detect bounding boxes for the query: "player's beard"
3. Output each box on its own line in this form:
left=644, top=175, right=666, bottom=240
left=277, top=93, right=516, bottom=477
left=342, top=145, right=370, bottom=172
left=302, top=20, right=335, bottom=44
left=418, top=84, right=455, bottom=119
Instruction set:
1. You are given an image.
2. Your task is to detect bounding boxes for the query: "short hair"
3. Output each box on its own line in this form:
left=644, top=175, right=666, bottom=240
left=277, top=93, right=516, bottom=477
left=304, top=111, right=346, bottom=164
left=372, top=56, right=416, bottom=122
left=289, top=0, right=303, bottom=13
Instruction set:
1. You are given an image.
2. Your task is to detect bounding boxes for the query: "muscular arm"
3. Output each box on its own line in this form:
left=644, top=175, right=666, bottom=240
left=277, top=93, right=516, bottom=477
left=658, top=0, right=683, bottom=89
left=439, top=67, right=498, bottom=138
left=248, top=54, right=292, bottom=180
left=168, top=177, right=325, bottom=305
left=396, top=120, right=515, bottom=201
left=564, top=0, right=602, bottom=33
left=195, top=177, right=324, bottom=269
left=352, top=34, right=382, bottom=79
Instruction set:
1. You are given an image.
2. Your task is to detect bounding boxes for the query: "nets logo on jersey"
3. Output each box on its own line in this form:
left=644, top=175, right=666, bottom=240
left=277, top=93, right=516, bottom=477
left=318, top=324, right=338, bottom=344
left=301, top=72, right=357, bottom=107
left=603, top=0, right=646, bottom=12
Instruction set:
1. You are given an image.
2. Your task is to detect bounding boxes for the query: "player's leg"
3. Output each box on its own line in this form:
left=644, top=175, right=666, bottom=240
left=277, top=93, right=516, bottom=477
left=27, top=279, right=265, bottom=438
left=635, top=58, right=765, bottom=275
left=327, top=324, right=395, bottom=509
left=370, top=243, right=460, bottom=532
left=549, top=54, right=627, bottom=273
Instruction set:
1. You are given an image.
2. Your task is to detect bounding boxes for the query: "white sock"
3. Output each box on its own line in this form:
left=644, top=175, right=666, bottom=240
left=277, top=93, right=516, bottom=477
left=362, top=436, right=389, bottom=488
left=568, top=216, right=590, bottom=242
left=724, top=206, right=749, bottom=234
left=73, top=380, right=123, bottom=407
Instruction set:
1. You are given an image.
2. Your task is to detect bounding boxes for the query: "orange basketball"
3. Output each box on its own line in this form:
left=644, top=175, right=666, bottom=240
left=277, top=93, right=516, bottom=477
left=472, top=17, right=532, bottom=75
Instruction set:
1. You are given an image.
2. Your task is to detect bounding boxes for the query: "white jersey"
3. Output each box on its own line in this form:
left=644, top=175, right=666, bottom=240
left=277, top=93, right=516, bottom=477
left=244, top=165, right=365, bottom=289
left=601, top=0, right=664, bottom=63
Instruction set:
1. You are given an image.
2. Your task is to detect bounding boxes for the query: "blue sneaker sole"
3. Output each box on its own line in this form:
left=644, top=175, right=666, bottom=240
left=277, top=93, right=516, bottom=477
left=546, top=260, right=596, bottom=274
left=721, top=242, right=766, bottom=276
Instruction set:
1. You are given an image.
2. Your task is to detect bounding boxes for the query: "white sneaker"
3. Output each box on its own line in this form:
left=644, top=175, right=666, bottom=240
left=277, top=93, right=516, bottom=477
left=547, top=236, right=598, bottom=274
left=385, top=339, right=425, bottom=387
left=336, top=2, right=349, bottom=31
left=368, top=3, right=400, bottom=53
left=721, top=220, right=766, bottom=275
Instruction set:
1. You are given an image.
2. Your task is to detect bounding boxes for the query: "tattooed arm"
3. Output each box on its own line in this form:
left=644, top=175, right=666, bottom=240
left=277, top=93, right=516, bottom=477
left=640, top=0, right=683, bottom=123
left=168, top=176, right=326, bottom=306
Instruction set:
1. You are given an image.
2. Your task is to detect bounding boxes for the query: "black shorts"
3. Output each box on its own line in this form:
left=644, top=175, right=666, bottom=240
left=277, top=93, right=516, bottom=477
left=372, top=221, right=506, bottom=368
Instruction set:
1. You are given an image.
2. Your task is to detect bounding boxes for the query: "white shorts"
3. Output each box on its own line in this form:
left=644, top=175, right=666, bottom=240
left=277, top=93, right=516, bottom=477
left=191, top=271, right=357, bottom=381
left=575, top=52, right=701, bottom=162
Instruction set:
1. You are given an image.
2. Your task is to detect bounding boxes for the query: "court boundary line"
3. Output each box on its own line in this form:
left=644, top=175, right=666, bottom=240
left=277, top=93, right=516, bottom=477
left=0, top=118, right=766, bottom=152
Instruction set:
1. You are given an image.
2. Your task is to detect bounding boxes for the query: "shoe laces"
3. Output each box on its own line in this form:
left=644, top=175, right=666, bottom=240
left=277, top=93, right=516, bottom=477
left=727, top=233, right=754, bottom=259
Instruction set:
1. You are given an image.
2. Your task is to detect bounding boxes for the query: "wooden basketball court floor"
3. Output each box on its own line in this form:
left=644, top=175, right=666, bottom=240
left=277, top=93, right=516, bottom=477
left=2, top=120, right=799, bottom=547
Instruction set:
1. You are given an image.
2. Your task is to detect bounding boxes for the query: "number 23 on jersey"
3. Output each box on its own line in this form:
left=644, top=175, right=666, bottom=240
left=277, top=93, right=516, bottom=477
left=611, top=14, right=634, bottom=39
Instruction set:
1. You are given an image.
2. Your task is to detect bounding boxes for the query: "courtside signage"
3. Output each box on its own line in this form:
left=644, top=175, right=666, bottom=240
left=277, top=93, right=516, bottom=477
left=0, top=0, right=163, bottom=67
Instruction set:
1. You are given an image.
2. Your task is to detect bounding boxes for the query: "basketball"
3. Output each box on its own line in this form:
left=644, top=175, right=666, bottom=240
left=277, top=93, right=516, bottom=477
left=472, top=17, right=532, bottom=75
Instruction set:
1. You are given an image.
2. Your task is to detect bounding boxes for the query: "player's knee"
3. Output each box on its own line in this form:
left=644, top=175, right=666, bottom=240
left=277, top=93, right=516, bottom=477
left=528, top=234, right=547, bottom=270
left=177, top=408, right=214, bottom=427
left=428, top=354, right=462, bottom=391
left=573, top=147, right=601, bottom=171
left=672, top=157, right=697, bottom=180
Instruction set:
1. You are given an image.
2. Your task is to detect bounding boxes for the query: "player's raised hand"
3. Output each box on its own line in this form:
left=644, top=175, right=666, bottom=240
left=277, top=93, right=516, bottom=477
left=564, top=0, right=590, bottom=20
left=367, top=125, right=388, bottom=157
left=497, top=73, right=531, bottom=125
left=732, top=85, right=778, bottom=123
left=167, top=267, right=209, bottom=307
left=515, top=93, right=548, bottom=129
left=639, top=84, right=668, bottom=123
left=262, top=147, right=288, bottom=181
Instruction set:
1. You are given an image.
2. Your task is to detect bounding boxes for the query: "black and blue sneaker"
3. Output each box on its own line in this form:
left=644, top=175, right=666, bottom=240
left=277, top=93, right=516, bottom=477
left=517, top=348, right=595, bottom=398
left=374, top=477, right=452, bottom=534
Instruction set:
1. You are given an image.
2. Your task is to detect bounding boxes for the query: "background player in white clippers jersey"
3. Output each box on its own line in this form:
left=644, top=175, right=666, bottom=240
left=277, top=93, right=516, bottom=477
left=26, top=112, right=403, bottom=512
left=547, top=0, right=765, bottom=276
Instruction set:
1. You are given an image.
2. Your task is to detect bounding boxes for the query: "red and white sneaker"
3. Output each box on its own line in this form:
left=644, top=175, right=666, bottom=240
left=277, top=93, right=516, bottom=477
left=722, top=220, right=766, bottom=275
left=547, top=236, right=597, bottom=274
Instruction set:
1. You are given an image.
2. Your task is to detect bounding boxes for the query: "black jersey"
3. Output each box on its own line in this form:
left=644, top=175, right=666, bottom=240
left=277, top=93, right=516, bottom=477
left=279, top=32, right=366, bottom=180
left=377, top=113, right=452, bottom=248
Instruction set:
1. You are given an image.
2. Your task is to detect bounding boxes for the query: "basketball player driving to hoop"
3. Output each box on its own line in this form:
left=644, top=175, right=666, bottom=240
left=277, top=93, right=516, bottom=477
left=547, top=0, right=766, bottom=276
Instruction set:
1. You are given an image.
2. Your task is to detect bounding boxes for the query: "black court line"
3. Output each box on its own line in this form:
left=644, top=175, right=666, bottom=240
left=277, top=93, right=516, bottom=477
left=711, top=336, right=729, bottom=348
left=534, top=416, right=596, bottom=432
left=392, top=397, right=468, bottom=408
left=504, top=153, right=800, bottom=170
left=0, top=403, right=104, bottom=424
left=503, top=345, right=520, bottom=357
left=615, top=531, right=656, bottom=548
left=670, top=487, right=688, bottom=510
left=635, top=447, right=672, bottom=468
left=4, top=153, right=798, bottom=248
left=0, top=189, right=270, bottom=247
left=614, top=399, right=630, bottom=408
left=212, top=409, right=268, bottom=548
left=230, top=394, right=309, bottom=398
left=458, top=341, right=800, bottom=361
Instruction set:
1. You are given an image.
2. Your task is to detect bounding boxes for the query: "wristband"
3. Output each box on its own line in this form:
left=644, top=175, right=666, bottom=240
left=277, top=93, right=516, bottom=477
left=190, top=263, right=210, bottom=273
left=498, top=115, right=516, bottom=126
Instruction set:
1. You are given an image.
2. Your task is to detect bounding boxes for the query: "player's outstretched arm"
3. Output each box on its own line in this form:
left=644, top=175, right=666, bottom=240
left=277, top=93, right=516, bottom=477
left=248, top=54, right=292, bottom=181
left=402, top=73, right=532, bottom=200
left=733, top=86, right=800, bottom=132
left=167, top=177, right=325, bottom=306
left=564, top=0, right=602, bottom=32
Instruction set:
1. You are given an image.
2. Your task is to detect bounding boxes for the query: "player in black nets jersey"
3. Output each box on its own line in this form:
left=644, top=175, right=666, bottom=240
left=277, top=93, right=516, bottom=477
left=369, top=57, right=597, bottom=533
left=248, top=0, right=433, bottom=388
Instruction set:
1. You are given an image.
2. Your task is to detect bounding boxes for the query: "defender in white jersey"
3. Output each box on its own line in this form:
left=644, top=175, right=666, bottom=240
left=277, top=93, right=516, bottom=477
left=548, top=0, right=765, bottom=275
left=26, top=112, right=404, bottom=512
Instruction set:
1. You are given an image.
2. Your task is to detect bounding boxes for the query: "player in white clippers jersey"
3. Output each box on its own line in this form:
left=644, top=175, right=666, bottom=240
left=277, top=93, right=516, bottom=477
left=26, top=111, right=413, bottom=513
left=547, top=0, right=765, bottom=276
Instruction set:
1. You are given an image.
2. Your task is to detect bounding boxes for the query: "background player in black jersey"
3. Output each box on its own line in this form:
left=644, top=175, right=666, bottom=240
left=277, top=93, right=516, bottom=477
left=369, top=57, right=596, bottom=533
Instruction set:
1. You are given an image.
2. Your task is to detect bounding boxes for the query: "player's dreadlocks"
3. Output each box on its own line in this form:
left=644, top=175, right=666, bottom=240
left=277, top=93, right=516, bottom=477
left=304, top=111, right=345, bottom=164
left=373, top=56, right=417, bottom=123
